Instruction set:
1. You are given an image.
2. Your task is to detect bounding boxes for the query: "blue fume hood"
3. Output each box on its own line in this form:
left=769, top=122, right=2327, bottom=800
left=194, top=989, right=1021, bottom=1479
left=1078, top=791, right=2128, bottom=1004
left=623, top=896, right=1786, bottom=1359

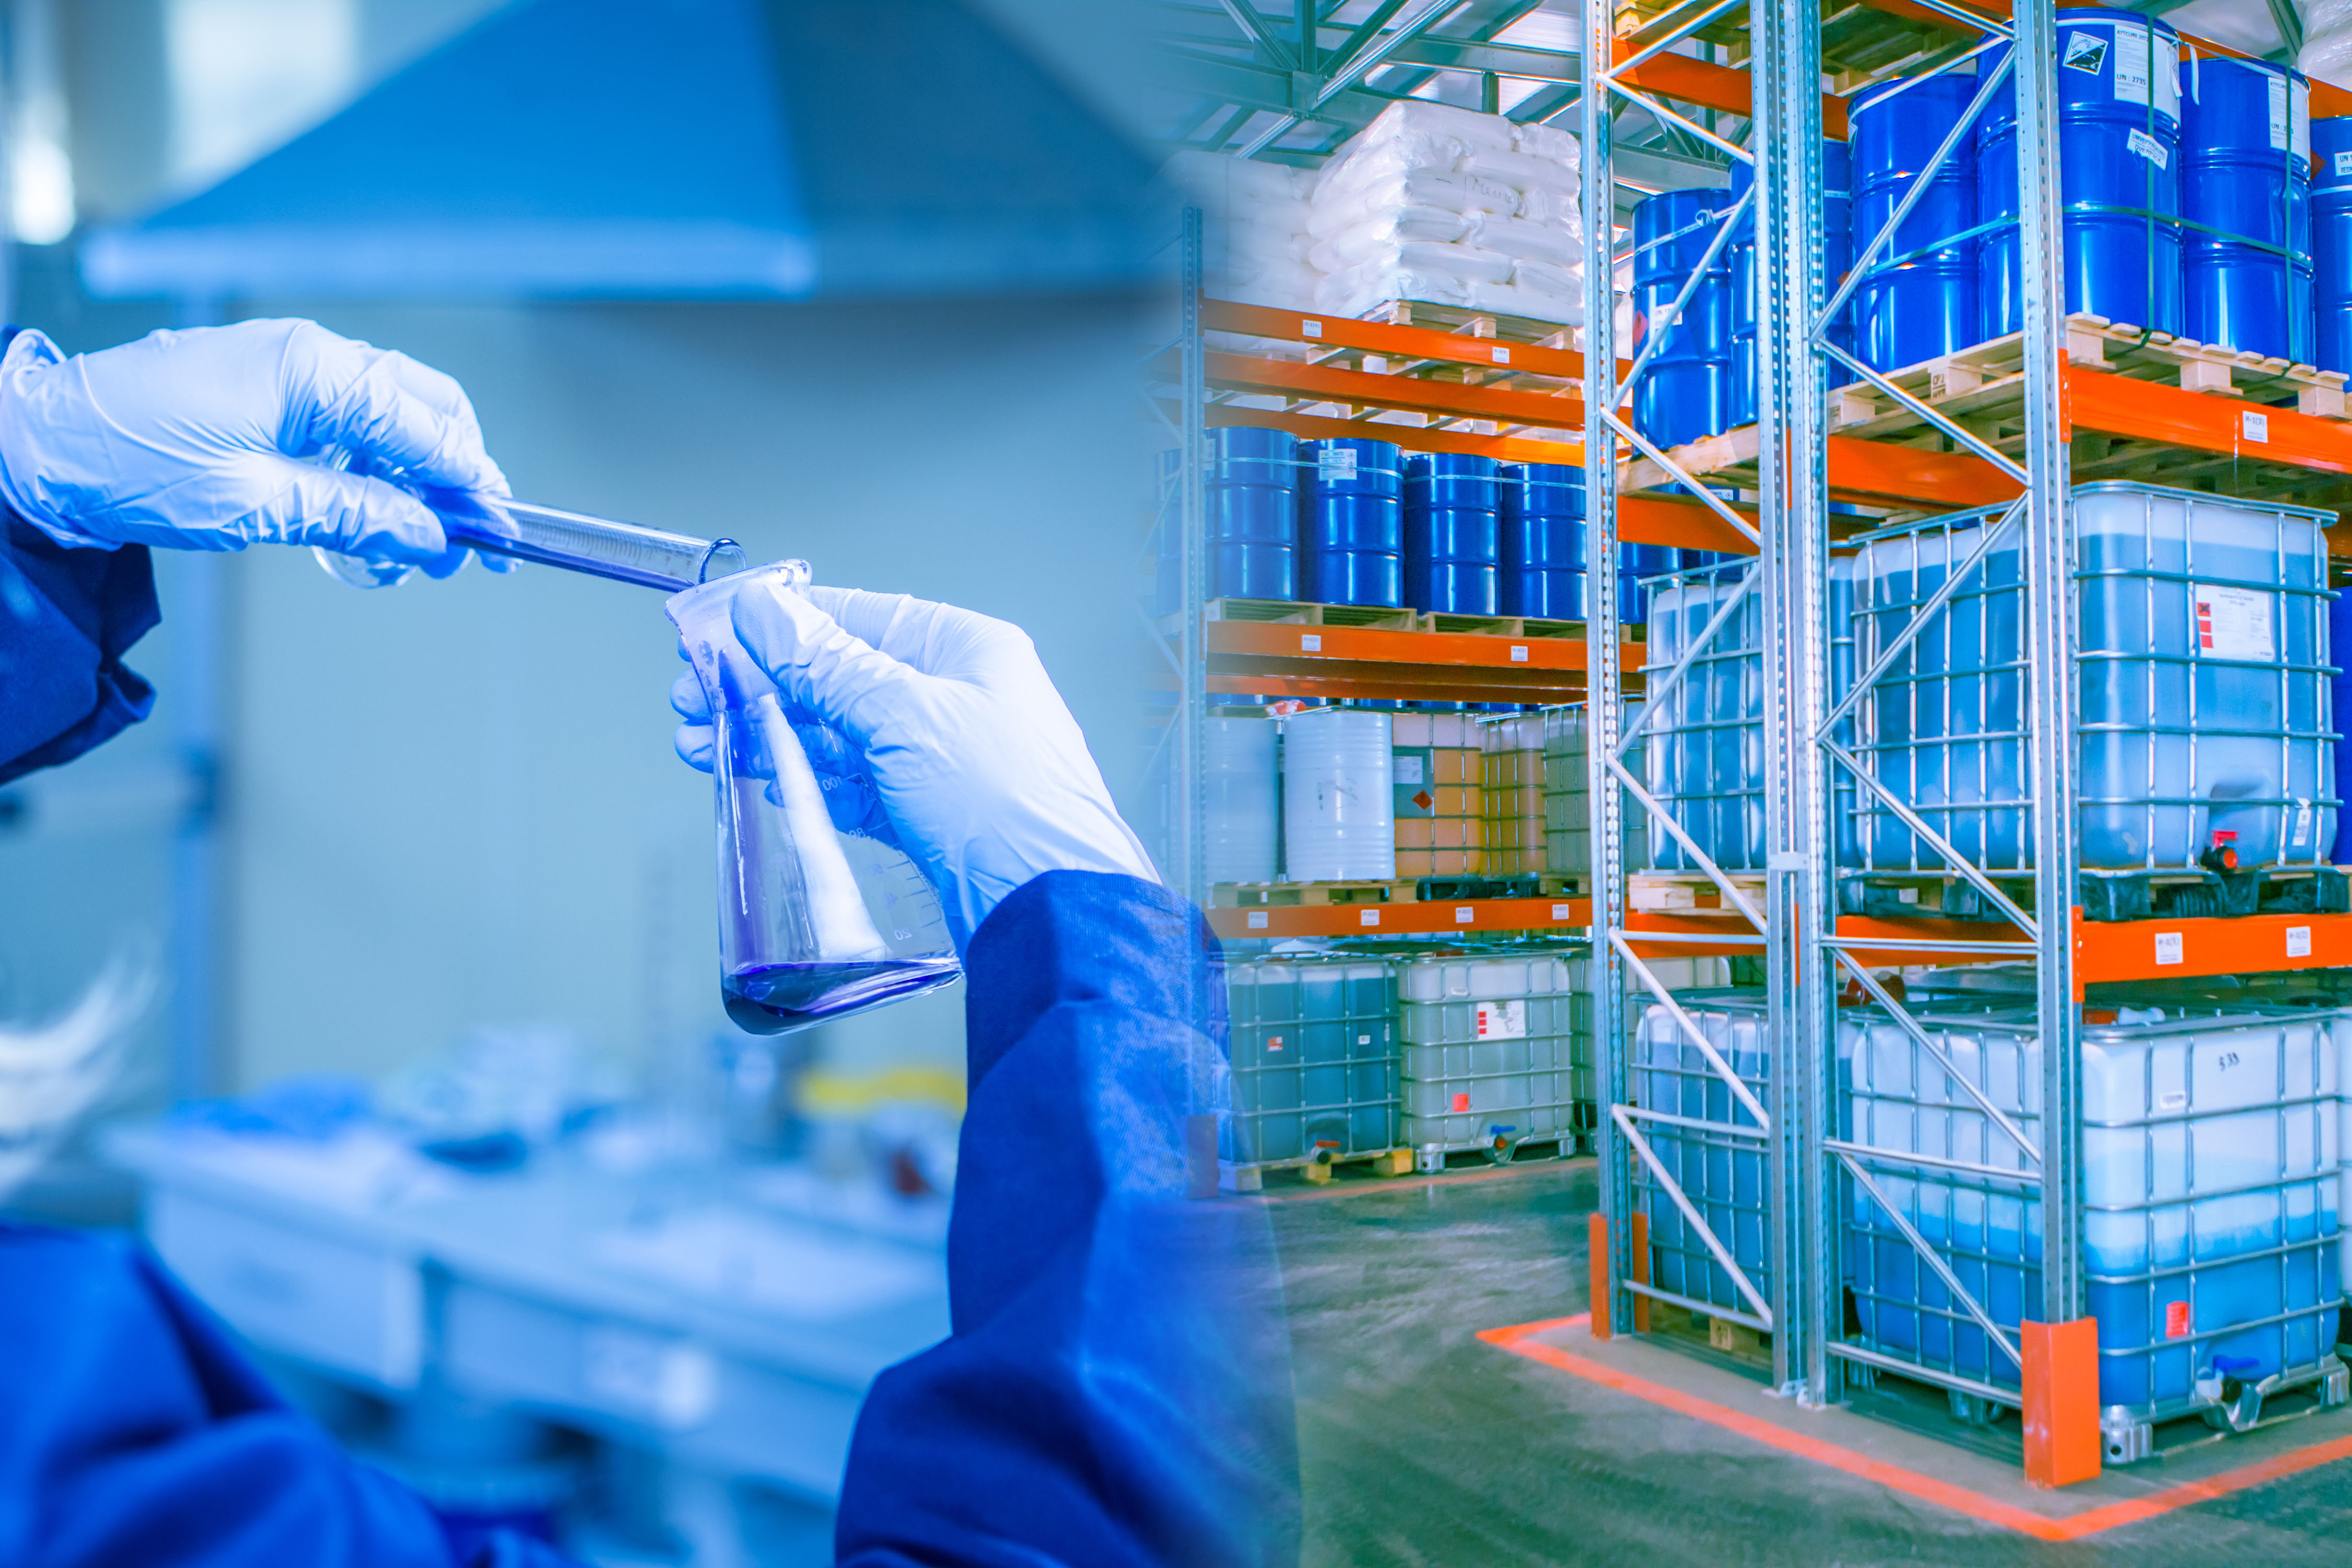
left=82, top=0, right=1159, bottom=301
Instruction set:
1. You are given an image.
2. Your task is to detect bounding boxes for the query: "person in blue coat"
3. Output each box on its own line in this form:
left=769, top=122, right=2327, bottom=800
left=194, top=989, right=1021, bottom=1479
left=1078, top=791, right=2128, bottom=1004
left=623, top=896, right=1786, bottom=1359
left=0, top=320, right=1298, bottom=1566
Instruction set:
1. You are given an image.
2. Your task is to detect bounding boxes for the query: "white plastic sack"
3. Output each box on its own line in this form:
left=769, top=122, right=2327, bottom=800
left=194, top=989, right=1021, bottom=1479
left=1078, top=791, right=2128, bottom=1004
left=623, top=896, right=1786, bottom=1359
left=1308, top=169, right=1520, bottom=235
left=1468, top=281, right=1585, bottom=328
left=1511, top=258, right=1581, bottom=297
left=1477, top=213, right=1586, bottom=270
left=1309, top=209, right=1478, bottom=271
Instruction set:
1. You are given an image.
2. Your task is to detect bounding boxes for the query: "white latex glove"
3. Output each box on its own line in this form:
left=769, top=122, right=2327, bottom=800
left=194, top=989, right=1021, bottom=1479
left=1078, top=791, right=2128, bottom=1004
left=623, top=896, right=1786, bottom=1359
left=0, top=319, right=510, bottom=578
left=671, top=582, right=1157, bottom=936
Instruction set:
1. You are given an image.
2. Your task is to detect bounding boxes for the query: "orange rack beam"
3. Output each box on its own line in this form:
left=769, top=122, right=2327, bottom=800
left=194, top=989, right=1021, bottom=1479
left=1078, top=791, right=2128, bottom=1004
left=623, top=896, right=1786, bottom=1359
left=1208, top=351, right=1583, bottom=431
left=1205, top=898, right=1766, bottom=951
left=1194, top=618, right=1642, bottom=705
left=1204, top=299, right=1608, bottom=382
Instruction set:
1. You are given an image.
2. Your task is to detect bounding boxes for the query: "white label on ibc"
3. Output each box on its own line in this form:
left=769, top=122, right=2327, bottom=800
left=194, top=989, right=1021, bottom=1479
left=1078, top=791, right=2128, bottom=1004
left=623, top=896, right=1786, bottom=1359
left=1393, top=754, right=1425, bottom=785
left=1319, top=445, right=1356, bottom=481
left=2270, top=73, right=2290, bottom=152
left=2113, top=26, right=2150, bottom=105
left=2289, top=925, right=2314, bottom=958
left=1248, top=910, right=1270, bottom=929
left=1301, top=632, right=1323, bottom=651
left=2242, top=409, right=2269, bottom=443
left=2159, top=1089, right=2189, bottom=1112
left=1455, top=905, right=1475, bottom=924
left=1359, top=908, right=1380, bottom=927
left=2126, top=128, right=2168, bottom=169
left=1476, top=999, right=1528, bottom=1039
left=2192, top=583, right=2275, bottom=660
left=2154, top=930, right=2185, bottom=966
left=2295, top=798, right=2313, bottom=846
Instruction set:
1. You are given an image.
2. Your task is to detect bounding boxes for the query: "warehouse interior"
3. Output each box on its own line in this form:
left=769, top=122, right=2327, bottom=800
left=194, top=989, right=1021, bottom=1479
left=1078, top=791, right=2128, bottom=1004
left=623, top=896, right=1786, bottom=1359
left=8, top=0, right=2352, bottom=1563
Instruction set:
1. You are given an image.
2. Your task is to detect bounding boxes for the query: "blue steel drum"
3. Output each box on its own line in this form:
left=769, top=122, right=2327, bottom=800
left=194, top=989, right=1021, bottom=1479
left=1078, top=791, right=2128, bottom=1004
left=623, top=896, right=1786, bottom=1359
left=1412, top=506, right=1501, bottom=562
left=1404, top=452, right=1501, bottom=511
left=1205, top=425, right=1301, bottom=487
left=1300, top=436, right=1405, bottom=496
left=1728, top=141, right=1857, bottom=425
left=2311, top=118, right=2352, bottom=375
left=1410, top=560, right=1500, bottom=616
left=1633, top=188, right=1733, bottom=448
left=2181, top=55, right=2311, bottom=362
left=1852, top=73, right=1982, bottom=372
left=1308, top=548, right=1404, bottom=608
left=1502, top=567, right=1584, bottom=619
left=1303, top=491, right=1404, bottom=554
left=1207, top=485, right=1295, bottom=544
left=1498, top=462, right=1584, bottom=527
left=1209, top=541, right=1295, bottom=602
left=1978, top=10, right=2183, bottom=339
left=1631, top=361, right=1730, bottom=451
left=1503, top=510, right=1583, bottom=572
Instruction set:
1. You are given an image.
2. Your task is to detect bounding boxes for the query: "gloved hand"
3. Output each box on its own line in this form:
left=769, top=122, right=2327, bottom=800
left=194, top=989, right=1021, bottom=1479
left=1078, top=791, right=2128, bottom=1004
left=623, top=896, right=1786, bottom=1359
left=671, top=582, right=1158, bottom=937
left=0, top=319, right=510, bottom=577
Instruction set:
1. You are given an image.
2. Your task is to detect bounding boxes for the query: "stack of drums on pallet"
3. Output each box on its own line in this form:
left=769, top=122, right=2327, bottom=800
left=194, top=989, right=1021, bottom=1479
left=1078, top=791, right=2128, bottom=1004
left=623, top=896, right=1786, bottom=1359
left=1405, top=453, right=1501, bottom=615
left=2317, top=117, right=2352, bottom=375
left=1203, top=426, right=1300, bottom=602
left=1979, top=10, right=2182, bottom=340
left=1497, top=462, right=1584, bottom=619
left=1299, top=436, right=1405, bottom=607
left=1630, top=188, right=1732, bottom=449
left=1727, top=141, right=1854, bottom=426
left=1852, top=72, right=1981, bottom=373
left=2182, top=54, right=2310, bottom=363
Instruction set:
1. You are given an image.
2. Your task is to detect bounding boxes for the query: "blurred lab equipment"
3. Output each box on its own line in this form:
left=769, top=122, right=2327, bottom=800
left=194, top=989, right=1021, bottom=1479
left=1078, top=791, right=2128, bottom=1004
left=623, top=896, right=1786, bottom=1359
left=315, top=484, right=751, bottom=593
left=669, top=562, right=962, bottom=1033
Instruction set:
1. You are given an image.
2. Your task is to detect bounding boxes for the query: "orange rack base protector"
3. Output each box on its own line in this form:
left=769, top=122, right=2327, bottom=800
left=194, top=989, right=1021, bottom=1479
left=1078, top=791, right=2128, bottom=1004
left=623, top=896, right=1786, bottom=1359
left=1479, top=1315, right=2352, bottom=1542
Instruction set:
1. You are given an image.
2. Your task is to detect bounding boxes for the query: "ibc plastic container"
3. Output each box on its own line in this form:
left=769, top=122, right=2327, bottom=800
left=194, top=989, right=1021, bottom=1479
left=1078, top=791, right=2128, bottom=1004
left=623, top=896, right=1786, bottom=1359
left=1852, top=72, right=1983, bottom=373
left=2314, top=117, right=2352, bottom=377
left=2180, top=54, right=2312, bottom=363
left=1849, top=484, right=2337, bottom=873
left=1542, top=699, right=1652, bottom=876
left=1978, top=11, right=2185, bottom=340
left=1645, top=561, right=1767, bottom=870
left=1565, top=956, right=1735, bottom=1143
left=1398, top=952, right=1582, bottom=1152
left=1221, top=957, right=1400, bottom=1167
left=1204, top=716, right=1278, bottom=884
left=1728, top=141, right=1855, bottom=426
left=1840, top=1003, right=2342, bottom=1419
left=1631, top=188, right=1733, bottom=449
left=1631, top=991, right=1774, bottom=1315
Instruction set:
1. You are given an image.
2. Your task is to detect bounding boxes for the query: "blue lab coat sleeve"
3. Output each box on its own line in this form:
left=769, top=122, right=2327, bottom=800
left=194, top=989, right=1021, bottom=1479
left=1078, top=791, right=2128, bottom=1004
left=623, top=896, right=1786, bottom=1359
left=0, top=509, right=160, bottom=786
left=835, top=870, right=1301, bottom=1568
left=0, top=1224, right=574, bottom=1568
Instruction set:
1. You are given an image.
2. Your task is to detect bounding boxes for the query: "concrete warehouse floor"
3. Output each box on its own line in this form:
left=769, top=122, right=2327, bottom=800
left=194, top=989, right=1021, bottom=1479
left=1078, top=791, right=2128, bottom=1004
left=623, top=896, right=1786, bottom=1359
left=1258, top=1157, right=2352, bottom=1566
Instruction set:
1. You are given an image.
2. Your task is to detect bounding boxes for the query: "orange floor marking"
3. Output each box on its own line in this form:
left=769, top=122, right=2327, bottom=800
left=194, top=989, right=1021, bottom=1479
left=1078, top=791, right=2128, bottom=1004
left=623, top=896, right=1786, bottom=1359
left=1478, top=1315, right=2352, bottom=1542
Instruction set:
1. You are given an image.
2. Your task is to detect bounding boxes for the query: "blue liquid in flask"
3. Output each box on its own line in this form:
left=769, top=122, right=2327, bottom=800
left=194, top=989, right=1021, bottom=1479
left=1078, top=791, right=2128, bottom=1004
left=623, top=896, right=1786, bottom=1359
left=722, top=956, right=963, bottom=1033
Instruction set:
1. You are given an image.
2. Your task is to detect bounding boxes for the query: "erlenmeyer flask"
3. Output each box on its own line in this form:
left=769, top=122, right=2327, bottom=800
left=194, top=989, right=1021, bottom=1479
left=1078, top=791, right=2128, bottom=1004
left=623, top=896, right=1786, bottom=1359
left=668, top=561, right=961, bottom=1033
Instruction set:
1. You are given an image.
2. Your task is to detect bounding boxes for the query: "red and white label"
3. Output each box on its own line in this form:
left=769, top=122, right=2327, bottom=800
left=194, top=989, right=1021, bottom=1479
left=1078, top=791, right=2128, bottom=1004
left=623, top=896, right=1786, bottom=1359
left=1451, top=1092, right=1472, bottom=1113
left=2164, top=1299, right=2190, bottom=1338
left=1475, top=1000, right=1528, bottom=1040
left=2192, top=584, right=2274, bottom=661
left=1266, top=1035, right=1285, bottom=1053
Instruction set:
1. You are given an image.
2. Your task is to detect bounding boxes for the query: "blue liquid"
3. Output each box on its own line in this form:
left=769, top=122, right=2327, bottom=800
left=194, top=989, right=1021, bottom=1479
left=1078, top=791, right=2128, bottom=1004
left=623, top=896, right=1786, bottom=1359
left=723, top=958, right=960, bottom=1033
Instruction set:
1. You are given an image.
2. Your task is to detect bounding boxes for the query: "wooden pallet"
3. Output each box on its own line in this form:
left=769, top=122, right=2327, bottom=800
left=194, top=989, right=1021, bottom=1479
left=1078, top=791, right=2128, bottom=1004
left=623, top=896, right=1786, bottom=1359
left=1413, top=610, right=1585, bottom=639
left=1838, top=864, right=2352, bottom=924
left=1213, top=879, right=1420, bottom=908
left=1630, top=869, right=1768, bottom=914
left=1201, top=597, right=1419, bottom=630
left=1366, top=298, right=1578, bottom=351
left=1227, top=1146, right=1416, bottom=1192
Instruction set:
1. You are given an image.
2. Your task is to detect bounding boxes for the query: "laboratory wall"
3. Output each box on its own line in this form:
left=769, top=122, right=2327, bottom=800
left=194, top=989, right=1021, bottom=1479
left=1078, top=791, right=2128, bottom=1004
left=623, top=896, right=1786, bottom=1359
left=214, top=291, right=1156, bottom=1094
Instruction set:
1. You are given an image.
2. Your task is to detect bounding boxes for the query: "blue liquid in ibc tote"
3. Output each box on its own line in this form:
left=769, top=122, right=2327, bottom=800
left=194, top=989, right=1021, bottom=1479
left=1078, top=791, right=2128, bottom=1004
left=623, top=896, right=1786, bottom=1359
left=2181, top=53, right=2311, bottom=363
left=1728, top=142, right=1854, bottom=426
left=1300, top=437, right=1406, bottom=607
left=1852, top=72, right=1982, bottom=372
left=1848, top=484, right=2335, bottom=875
left=1645, top=561, right=1766, bottom=870
left=1498, top=462, right=1584, bottom=618
left=1631, top=188, right=1733, bottom=449
left=1405, top=453, right=1501, bottom=614
left=1979, top=10, right=2185, bottom=340
left=2313, top=116, right=2352, bottom=376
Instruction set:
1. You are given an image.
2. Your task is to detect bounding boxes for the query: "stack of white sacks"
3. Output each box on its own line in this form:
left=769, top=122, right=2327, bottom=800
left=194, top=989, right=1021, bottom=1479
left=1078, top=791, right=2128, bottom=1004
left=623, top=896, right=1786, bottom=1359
left=2304, top=0, right=2352, bottom=90
left=1307, top=100, right=1586, bottom=326
left=1162, top=149, right=1321, bottom=313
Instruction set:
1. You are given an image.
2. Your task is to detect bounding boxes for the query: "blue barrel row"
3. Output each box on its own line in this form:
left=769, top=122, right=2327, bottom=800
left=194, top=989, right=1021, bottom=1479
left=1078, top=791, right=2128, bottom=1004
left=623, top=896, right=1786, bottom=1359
left=1156, top=429, right=1720, bottom=620
left=1852, top=15, right=2331, bottom=374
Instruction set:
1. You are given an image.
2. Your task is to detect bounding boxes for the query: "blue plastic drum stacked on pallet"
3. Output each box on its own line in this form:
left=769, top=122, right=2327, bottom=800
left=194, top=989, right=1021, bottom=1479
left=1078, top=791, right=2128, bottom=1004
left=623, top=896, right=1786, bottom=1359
left=2181, top=54, right=2311, bottom=362
left=1498, top=462, right=1584, bottom=619
left=1728, top=141, right=1853, bottom=426
left=1979, top=10, right=2184, bottom=340
left=1852, top=72, right=1982, bottom=372
left=1405, top=453, right=1501, bottom=614
left=1299, top=437, right=1406, bottom=607
left=1631, top=188, right=1733, bottom=449
left=1203, top=425, right=1300, bottom=601
left=2311, top=116, right=2352, bottom=375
